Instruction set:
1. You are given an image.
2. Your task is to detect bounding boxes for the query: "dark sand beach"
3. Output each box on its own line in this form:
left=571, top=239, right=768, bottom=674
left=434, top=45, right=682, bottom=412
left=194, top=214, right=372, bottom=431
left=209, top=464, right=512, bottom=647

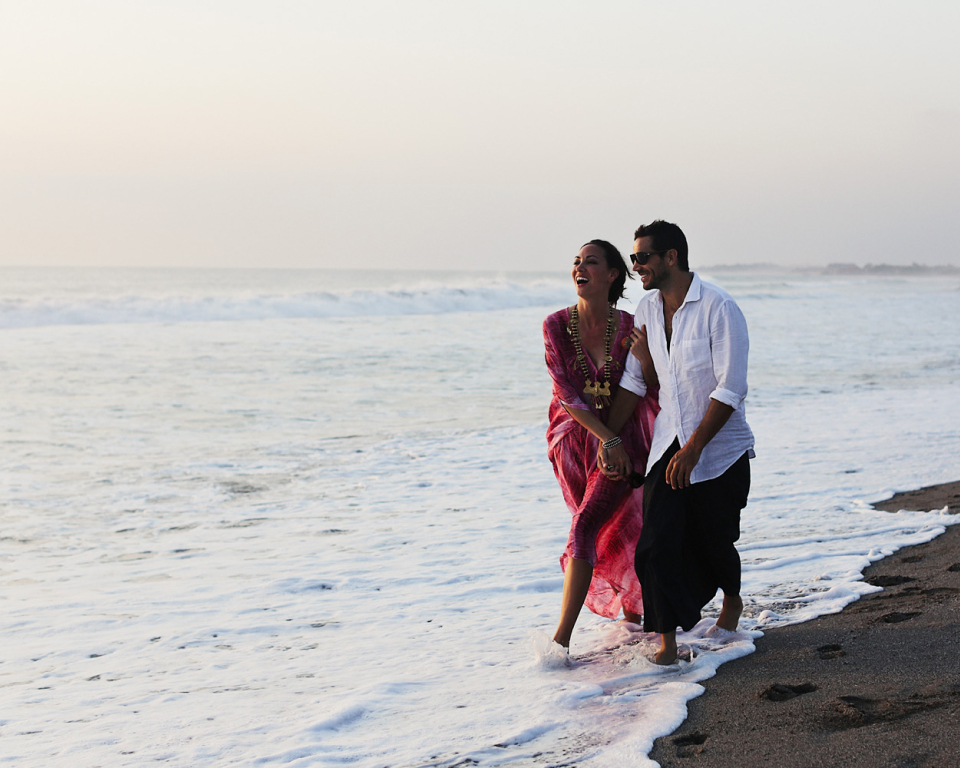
left=650, top=481, right=960, bottom=768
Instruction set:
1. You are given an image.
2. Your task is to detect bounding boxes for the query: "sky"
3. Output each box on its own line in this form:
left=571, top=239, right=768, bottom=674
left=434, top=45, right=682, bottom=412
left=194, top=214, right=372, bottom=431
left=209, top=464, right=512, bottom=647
left=1, top=1, right=958, bottom=271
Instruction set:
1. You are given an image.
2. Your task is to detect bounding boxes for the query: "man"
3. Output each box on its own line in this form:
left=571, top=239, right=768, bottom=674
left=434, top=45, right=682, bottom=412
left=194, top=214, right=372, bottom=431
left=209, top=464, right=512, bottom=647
left=601, top=220, right=755, bottom=665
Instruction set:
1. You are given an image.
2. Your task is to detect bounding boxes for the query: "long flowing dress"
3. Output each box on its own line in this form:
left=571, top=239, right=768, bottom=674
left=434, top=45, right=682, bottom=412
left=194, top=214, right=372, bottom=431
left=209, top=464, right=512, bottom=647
left=543, top=307, right=659, bottom=618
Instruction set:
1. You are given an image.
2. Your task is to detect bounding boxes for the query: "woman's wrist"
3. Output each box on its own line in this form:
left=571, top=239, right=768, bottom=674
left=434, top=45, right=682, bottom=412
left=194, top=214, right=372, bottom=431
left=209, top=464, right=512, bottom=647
left=594, top=427, right=617, bottom=445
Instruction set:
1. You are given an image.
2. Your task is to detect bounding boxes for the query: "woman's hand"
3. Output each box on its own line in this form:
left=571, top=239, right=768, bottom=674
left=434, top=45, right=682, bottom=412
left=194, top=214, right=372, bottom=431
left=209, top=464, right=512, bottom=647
left=598, top=443, right=632, bottom=480
left=628, top=324, right=658, bottom=388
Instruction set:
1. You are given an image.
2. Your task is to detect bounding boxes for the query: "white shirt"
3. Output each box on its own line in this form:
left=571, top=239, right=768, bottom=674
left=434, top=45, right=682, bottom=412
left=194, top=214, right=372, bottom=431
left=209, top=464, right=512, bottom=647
left=620, top=273, right=755, bottom=483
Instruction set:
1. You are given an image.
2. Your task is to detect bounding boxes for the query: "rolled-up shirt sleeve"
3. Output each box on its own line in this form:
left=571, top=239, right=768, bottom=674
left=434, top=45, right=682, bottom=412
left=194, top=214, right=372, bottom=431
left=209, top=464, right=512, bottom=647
left=619, top=351, right=648, bottom=397
left=708, top=299, right=749, bottom=409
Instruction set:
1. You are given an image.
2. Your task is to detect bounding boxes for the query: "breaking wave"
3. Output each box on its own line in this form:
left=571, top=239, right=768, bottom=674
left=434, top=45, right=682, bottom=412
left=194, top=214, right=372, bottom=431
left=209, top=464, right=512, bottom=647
left=0, top=280, right=573, bottom=329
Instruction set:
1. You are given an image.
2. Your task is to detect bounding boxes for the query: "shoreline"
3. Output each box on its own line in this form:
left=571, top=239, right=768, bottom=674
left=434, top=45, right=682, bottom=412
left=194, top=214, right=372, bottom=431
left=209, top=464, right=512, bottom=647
left=649, top=480, right=960, bottom=768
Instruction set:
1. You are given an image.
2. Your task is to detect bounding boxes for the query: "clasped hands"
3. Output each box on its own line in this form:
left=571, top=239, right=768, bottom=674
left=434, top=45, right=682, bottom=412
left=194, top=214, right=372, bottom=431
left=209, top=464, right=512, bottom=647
left=598, top=443, right=631, bottom=481
left=600, top=441, right=703, bottom=489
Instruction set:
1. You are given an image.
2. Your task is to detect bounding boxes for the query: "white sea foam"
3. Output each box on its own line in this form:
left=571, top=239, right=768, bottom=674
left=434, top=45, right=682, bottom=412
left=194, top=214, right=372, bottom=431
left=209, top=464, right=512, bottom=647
left=0, top=269, right=573, bottom=328
left=532, top=631, right=571, bottom=669
left=1, top=268, right=959, bottom=766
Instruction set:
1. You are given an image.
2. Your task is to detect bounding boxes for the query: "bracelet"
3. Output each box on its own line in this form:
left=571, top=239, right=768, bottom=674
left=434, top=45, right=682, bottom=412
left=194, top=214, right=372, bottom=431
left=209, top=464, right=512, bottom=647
left=602, top=436, right=622, bottom=449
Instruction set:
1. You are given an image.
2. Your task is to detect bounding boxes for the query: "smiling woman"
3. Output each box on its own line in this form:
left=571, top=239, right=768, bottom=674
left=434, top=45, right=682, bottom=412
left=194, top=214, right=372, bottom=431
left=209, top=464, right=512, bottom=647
left=541, top=240, right=660, bottom=653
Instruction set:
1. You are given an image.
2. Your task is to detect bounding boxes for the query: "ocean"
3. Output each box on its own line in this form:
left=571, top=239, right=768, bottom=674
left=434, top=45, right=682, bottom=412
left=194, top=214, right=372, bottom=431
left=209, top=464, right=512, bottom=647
left=2, top=266, right=958, bottom=767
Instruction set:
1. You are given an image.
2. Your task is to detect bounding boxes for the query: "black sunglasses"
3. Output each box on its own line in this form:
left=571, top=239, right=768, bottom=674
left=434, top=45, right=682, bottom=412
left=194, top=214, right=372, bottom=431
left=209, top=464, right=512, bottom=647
left=630, top=250, right=666, bottom=266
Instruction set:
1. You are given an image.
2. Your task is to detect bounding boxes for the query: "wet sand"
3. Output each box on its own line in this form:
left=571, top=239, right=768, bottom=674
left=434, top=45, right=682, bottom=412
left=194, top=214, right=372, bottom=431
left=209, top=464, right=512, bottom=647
left=650, top=480, right=960, bottom=768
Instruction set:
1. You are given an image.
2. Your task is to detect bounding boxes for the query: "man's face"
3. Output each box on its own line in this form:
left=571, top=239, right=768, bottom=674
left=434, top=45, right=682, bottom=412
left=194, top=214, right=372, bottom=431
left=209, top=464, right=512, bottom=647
left=632, top=236, right=666, bottom=292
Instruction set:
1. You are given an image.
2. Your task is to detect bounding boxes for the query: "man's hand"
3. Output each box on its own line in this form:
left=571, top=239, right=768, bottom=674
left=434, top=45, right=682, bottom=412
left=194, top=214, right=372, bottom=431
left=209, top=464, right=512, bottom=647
left=666, top=400, right=735, bottom=489
left=665, top=442, right=702, bottom=489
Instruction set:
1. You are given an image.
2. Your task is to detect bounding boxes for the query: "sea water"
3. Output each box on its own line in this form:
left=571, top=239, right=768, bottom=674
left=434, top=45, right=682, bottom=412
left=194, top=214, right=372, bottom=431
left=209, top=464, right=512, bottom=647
left=1, top=267, right=958, bottom=767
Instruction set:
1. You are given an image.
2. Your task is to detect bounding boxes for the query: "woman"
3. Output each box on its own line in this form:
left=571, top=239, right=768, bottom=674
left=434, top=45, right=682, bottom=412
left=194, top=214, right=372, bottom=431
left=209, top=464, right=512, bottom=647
left=543, top=239, right=659, bottom=650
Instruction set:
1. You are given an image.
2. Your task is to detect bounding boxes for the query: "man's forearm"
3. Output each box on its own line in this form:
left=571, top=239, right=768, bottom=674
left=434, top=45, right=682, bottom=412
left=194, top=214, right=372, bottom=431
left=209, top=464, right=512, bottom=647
left=687, top=399, right=735, bottom=454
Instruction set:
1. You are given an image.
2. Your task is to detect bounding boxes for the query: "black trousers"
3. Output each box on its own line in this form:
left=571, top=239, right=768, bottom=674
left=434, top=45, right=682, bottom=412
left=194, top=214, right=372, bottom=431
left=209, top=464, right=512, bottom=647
left=635, top=440, right=751, bottom=634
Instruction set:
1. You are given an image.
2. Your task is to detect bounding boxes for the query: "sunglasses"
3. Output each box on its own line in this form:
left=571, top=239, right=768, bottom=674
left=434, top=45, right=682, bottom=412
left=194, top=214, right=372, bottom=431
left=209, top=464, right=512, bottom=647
left=629, top=250, right=666, bottom=266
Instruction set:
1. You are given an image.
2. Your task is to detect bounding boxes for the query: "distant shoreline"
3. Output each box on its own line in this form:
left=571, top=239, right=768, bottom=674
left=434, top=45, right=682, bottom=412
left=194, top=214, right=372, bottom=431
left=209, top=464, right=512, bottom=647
left=3, top=263, right=959, bottom=277
left=706, top=262, right=960, bottom=276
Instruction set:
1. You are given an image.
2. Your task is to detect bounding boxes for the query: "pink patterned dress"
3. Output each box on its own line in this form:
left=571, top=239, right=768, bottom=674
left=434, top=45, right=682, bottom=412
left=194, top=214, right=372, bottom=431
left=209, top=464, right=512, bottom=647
left=543, top=307, right=659, bottom=618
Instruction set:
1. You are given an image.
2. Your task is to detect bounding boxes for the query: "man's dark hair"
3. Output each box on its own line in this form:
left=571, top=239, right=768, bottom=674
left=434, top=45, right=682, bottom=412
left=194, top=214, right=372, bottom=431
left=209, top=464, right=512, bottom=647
left=633, top=220, right=689, bottom=272
left=583, top=239, right=633, bottom=303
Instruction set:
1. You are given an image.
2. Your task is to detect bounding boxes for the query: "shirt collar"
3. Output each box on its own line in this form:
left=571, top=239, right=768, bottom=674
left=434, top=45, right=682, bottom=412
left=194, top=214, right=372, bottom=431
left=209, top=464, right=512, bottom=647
left=684, top=272, right=702, bottom=305
left=654, top=271, right=701, bottom=308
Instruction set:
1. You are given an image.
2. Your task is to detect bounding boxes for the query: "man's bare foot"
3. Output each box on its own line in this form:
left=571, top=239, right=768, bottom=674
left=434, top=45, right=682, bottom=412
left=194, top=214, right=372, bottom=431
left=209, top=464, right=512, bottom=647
left=653, top=632, right=677, bottom=665
left=716, top=593, right=743, bottom=631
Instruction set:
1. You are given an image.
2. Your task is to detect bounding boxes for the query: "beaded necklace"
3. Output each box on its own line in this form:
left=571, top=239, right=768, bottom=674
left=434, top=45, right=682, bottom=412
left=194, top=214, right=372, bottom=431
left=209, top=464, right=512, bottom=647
left=567, top=304, right=615, bottom=409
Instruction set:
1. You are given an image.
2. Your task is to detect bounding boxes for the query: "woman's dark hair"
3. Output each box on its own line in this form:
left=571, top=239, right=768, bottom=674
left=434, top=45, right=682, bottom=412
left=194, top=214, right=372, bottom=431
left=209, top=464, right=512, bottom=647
left=582, top=239, right=633, bottom=303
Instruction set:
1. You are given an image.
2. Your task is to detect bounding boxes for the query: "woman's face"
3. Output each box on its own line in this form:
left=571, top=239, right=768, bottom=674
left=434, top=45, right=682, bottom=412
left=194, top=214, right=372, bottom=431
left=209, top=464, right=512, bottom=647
left=572, top=244, right=618, bottom=301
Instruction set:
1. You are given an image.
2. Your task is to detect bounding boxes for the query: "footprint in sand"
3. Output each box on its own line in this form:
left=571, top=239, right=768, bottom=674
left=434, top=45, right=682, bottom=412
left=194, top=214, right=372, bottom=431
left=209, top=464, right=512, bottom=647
left=760, top=682, right=817, bottom=702
left=865, top=574, right=915, bottom=587
left=817, top=643, right=846, bottom=660
left=824, top=693, right=946, bottom=730
left=921, top=587, right=960, bottom=598
left=671, top=731, right=708, bottom=758
left=878, top=611, right=921, bottom=624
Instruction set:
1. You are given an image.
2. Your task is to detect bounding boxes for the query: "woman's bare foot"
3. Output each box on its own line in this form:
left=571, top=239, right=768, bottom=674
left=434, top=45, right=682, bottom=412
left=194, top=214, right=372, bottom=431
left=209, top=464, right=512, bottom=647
left=716, top=593, right=743, bottom=631
left=552, top=558, right=594, bottom=649
left=622, top=609, right=643, bottom=624
left=654, top=631, right=677, bottom=665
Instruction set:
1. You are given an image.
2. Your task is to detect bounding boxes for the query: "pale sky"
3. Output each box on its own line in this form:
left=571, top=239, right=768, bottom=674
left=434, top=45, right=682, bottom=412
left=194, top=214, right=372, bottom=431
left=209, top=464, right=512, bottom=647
left=2, top=1, right=958, bottom=270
